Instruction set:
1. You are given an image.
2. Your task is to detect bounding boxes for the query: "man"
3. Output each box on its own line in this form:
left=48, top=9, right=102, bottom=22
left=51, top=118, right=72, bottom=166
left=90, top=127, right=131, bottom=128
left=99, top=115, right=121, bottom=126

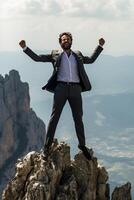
left=19, top=32, right=105, bottom=160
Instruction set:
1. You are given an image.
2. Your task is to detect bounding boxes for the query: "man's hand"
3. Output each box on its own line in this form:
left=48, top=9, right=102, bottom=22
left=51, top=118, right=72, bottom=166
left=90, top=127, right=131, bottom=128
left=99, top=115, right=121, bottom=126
left=19, top=40, right=26, bottom=48
left=99, top=38, right=105, bottom=46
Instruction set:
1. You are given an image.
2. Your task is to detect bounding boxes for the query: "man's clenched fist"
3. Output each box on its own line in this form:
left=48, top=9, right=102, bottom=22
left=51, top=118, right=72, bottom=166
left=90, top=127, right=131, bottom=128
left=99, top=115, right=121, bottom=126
left=19, top=40, right=26, bottom=48
left=99, top=38, right=105, bottom=46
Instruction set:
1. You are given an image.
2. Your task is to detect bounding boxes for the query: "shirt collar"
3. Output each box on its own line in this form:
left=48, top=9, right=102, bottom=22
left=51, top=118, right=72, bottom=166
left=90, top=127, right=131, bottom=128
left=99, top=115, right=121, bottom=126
left=62, top=50, right=73, bottom=57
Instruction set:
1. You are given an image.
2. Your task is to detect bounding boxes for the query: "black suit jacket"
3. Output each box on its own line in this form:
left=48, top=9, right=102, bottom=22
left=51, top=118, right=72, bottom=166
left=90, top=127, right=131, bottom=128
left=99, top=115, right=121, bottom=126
left=24, top=46, right=103, bottom=93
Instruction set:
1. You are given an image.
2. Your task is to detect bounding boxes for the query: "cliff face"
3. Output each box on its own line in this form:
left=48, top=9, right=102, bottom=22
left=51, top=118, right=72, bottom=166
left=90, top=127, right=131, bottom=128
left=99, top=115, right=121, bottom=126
left=2, top=140, right=132, bottom=200
left=0, top=70, right=46, bottom=197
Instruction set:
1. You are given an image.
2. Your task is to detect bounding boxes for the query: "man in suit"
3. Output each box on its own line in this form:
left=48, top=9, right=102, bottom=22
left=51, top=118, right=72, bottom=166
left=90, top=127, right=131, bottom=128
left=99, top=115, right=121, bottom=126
left=19, top=32, right=105, bottom=160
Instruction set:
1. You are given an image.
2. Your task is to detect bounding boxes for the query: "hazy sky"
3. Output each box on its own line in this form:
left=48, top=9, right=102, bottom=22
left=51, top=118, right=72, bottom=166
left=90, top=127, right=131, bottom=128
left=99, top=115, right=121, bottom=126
left=0, top=0, right=134, bottom=56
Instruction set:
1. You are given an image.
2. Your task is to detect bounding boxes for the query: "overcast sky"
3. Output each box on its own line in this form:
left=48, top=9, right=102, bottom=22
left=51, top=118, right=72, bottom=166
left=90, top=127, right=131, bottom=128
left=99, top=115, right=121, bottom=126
left=0, top=0, right=134, bottom=56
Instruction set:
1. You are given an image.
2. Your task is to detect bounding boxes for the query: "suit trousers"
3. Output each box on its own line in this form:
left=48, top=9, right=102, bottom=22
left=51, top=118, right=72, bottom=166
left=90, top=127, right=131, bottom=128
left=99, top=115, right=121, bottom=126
left=44, top=82, right=86, bottom=149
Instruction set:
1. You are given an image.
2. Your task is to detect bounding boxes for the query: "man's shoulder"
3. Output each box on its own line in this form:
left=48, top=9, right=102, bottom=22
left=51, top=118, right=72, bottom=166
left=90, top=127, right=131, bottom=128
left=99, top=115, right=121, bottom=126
left=51, top=50, right=62, bottom=55
left=73, top=50, right=83, bottom=58
left=73, top=50, right=82, bottom=55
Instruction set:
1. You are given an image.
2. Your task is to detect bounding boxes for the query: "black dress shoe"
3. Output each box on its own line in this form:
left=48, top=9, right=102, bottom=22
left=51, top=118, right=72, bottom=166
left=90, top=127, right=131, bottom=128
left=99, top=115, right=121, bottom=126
left=78, top=145, right=93, bottom=160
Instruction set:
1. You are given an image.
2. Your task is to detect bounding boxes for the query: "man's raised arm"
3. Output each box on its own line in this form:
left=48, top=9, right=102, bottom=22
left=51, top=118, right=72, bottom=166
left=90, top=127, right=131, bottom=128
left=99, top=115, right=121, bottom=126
left=82, top=38, right=105, bottom=64
left=19, top=40, right=52, bottom=63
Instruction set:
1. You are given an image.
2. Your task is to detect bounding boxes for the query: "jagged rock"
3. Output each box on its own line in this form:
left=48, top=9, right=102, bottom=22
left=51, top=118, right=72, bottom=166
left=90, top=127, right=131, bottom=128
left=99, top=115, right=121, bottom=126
left=0, top=70, right=46, bottom=197
left=97, top=167, right=110, bottom=200
left=2, top=140, right=109, bottom=200
left=111, top=182, right=132, bottom=200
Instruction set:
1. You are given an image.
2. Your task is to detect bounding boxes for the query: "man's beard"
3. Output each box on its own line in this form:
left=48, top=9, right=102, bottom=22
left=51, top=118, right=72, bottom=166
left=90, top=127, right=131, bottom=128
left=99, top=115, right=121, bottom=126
left=61, top=42, right=72, bottom=50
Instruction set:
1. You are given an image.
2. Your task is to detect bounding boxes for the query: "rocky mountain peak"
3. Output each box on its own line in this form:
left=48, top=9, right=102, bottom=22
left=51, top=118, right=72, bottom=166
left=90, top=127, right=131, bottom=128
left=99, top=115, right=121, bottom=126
left=2, top=139, right=132, bottom=200
left=2, top=140, right=110, bottom=200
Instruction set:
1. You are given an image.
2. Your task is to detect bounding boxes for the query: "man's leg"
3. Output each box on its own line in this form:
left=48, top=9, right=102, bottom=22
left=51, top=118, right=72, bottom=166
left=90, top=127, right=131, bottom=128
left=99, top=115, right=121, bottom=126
left=68, top=84, right=85, bottom=147
left=68, top=84, right=93, bottom=160
left=44, top=83, right=67, bottom=150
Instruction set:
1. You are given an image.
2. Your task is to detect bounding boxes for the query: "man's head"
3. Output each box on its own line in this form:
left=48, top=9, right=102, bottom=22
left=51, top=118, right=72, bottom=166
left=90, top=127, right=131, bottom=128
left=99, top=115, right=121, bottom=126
left=59, top=32, right=73, bottom=50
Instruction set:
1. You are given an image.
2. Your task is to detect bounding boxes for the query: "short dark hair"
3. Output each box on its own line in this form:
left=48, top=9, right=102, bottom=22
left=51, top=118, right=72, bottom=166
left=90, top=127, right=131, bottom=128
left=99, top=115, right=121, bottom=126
left=59, top=32, right=73, bottom=43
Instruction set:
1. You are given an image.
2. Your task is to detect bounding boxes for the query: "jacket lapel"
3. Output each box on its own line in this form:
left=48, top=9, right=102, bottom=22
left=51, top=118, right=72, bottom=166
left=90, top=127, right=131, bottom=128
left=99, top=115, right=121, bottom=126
left=72, top=51, right=83, bottom=72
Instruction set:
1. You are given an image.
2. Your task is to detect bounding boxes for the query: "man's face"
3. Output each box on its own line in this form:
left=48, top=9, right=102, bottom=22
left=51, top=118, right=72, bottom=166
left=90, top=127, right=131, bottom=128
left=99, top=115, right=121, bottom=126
left=60, top=34, right=72, bottom=50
